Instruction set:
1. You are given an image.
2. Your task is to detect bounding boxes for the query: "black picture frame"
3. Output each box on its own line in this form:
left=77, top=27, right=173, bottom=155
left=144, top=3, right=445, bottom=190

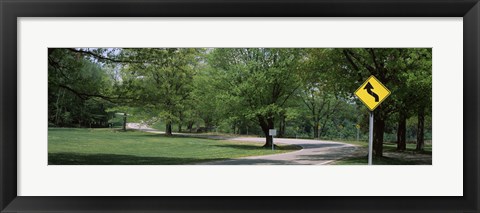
left=1, top=0, right=478, bottom=212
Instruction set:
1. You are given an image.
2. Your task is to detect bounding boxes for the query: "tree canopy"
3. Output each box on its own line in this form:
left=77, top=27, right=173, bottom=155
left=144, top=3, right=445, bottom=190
left=48, top=48, right=432, bottom=155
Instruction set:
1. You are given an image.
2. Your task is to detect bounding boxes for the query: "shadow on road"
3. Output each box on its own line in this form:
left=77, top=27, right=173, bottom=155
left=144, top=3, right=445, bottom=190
left=292, top=143, right=345, bottom=149
left=203, top=158, right=307, bottom=165
left=213, top=144, right=301, bottom=151
left=296, top=146, right=359, bottom=162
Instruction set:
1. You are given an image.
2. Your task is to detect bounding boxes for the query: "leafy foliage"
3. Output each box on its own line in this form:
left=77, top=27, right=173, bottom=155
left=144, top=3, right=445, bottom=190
left=48, top=48, right=113, bottom=127
left=48, top=48, right=432, bottom=152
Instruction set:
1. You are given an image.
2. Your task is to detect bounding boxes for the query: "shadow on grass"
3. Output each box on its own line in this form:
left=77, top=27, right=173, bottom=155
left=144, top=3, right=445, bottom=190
left=336, top=156, right=431, bottom=165
left=48, top=152, right=226, bottom=165
left=382, top=142, right=432, bottom=154
left=136, top=133, right=232, bottom=141
left=383, top=146, right=432, bottom=155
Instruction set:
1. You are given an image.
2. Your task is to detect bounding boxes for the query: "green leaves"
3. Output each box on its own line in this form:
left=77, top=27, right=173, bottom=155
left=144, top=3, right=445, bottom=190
left=48, top=48, right=115, bottom=127
left=207, top=48, right=304, bottom=131
left=116, top=48, right=200, bottom=117
left=48, top=47, right=432, bottom=144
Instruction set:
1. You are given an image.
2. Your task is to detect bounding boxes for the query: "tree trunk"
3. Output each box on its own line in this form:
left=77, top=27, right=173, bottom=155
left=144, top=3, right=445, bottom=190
left=278, top=115, right=286, bottom=138
left=264, top=135, right=273, bottom=147
left=319, top=119, right=329, bottom=138
left=122, top=113, right=127, bottom=131
left=204, top=118, right=211, bottom=129
left=166, top=121, right=173, bottom=136
left=187, top=122, right=194, bottom=133
left=258, top=116, right=274, bottom=147
left=313, top=120, right=320, bottom=139
left=178, top=112, right=183, bottom=133
left=397, top=111, right=407, bottom=151
left=373, top=112, right=385, bottom=157
left=54, top=88, right=65, bottom=126
left=416, top=106, right=425, bottom=151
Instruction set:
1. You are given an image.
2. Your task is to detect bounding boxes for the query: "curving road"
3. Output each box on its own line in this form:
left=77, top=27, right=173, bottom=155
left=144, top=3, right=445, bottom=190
left=127, top=123, right=360, bottom=165
left=197, top=137, right=359, bottom=165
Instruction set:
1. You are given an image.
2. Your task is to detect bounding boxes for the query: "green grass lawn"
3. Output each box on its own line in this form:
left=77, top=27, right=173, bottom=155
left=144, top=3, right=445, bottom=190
left=48, top=128, right=300, bottom=165
left=333, top=141, right=432, bottom=165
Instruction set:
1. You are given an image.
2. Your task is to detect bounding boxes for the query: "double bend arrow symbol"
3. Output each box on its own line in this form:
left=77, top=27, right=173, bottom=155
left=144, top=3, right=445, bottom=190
left=364, top=82, right=379, bottom=102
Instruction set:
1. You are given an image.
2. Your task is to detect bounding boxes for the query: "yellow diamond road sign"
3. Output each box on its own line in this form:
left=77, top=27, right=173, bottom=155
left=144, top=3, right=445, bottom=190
left=355, top=75, right=391, bottom=111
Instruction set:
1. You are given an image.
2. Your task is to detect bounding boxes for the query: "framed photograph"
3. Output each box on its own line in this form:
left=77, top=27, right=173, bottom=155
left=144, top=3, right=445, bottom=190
left=1, top=0, right=479, bottom=212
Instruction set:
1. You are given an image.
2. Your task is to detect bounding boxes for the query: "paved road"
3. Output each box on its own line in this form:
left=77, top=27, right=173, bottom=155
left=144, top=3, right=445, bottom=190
left=197, top=137, right=359, bottom=165
left=127, top=123, right=360, bottom=165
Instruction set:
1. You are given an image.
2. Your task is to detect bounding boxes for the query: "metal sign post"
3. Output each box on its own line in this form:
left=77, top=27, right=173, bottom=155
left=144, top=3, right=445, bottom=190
left=368, top=112, right=374, bottom=165
left=269, top=129, right=277, bottom=151
left=272, top=135, right=274, bottom=151
left=354, top=75, right=391, bottom=166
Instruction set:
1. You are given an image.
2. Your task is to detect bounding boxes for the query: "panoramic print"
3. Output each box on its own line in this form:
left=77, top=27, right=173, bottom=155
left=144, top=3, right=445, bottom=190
left=48, top=48, right=432, bottom=165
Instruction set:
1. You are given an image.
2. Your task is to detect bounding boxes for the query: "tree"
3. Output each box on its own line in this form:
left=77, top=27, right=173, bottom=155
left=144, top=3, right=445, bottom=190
left=48, top=47, right=432, bottom=151
left=406, top=50, right=432, bottom=151
left=208, top=48, right=303, bottom=147
left=189, top=63, right=222, bottom=132
left=391, top=49, right=432, bottom=151
left=336, top=48, right=431, bottom=157
left=48, top=48, right=113, bottom=127
left=117, top=48, right=201, bottom=135
left=298, top=49, right=343, bottom=139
